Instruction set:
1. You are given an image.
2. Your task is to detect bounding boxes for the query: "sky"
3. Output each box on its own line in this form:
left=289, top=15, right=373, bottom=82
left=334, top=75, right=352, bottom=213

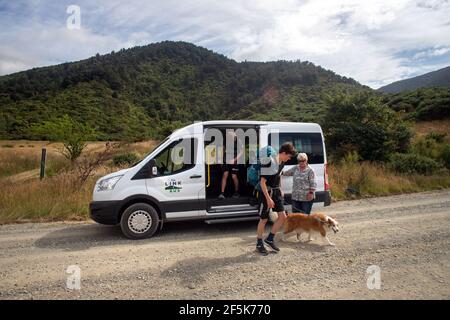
left=1, top=0, right=450, bottom=88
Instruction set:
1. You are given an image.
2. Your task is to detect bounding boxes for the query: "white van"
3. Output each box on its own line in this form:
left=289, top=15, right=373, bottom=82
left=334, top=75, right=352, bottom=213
left=89, top=121, right=331, bottom=239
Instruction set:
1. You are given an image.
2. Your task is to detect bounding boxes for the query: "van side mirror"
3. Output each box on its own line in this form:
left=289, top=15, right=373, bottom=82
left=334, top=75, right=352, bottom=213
left=148, top=159, right=157, bottom=177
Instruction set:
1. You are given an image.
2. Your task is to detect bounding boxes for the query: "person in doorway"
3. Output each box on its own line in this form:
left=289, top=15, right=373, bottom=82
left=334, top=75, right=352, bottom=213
left=283, top=153, right=317, bottom=214
left=256, top=142, right=296, bottom=255
left=218, top=130, right=245, bottom=199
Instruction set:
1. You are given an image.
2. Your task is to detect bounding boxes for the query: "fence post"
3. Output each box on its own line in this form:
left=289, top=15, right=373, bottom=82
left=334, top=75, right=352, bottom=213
left=40, top=148, right=47, bottom=180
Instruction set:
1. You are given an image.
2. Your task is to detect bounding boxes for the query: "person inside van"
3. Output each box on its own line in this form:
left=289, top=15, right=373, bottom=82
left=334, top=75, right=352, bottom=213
left=218, top=130, right=245, bottom=199
left=283, top=152, right=317, bottom=214
left=256, top=142, right=296, bottom=255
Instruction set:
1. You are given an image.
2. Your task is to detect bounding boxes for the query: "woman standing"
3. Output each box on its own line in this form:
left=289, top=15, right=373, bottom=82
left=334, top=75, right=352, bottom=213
left=283, top=153, right=317, bottom=214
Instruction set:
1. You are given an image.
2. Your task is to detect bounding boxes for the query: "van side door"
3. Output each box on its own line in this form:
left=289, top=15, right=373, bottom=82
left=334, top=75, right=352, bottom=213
left=144, top=135, right=205, bottom=219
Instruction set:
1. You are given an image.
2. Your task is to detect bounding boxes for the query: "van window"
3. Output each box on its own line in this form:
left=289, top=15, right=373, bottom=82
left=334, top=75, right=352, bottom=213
left=153, top=138, right=198, bottom=176
left=269, top=132, right=324, bottom=165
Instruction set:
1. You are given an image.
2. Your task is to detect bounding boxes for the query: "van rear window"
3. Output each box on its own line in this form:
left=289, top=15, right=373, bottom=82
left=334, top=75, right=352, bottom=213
left=269, top=132, right=324, bottom=165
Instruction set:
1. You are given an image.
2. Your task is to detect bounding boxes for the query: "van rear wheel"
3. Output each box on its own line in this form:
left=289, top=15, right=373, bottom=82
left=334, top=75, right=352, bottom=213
left=120, top=203, right=160, bottom=239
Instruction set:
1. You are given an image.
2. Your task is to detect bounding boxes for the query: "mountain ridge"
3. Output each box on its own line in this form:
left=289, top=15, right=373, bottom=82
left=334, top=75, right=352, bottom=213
left=0, top=41, right=368, bottom=140
left=378, top=66, right=450, bottom=94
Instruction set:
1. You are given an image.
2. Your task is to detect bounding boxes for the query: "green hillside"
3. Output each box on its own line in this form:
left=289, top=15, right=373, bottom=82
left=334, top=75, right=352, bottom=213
left=0, top=41, right=367, bottom=140
left=383, top=86, right=450, bottom=121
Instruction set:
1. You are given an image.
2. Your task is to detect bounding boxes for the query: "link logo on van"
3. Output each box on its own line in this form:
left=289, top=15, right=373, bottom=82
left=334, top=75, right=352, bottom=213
left=164, top=179, right=182, bottom=192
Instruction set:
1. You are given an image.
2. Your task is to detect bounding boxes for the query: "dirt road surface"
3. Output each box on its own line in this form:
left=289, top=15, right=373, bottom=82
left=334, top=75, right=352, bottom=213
left=1, top=190, right=449, bottom=300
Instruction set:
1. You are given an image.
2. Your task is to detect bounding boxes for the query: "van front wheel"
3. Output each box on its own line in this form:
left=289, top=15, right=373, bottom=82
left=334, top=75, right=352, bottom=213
left=120, top=203, right=160, bottom=239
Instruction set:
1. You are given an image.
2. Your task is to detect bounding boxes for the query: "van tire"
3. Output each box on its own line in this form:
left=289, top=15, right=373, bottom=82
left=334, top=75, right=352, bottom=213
left=120, top=203, right=160, bottom=239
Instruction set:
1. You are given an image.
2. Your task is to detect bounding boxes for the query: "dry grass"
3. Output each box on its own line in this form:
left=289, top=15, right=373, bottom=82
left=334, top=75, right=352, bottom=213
left=414, top=120, right=450, bottom=142
left=0, top=172, right=94, bottom=223
left=0, top=140, right=158, bottom=223
left=1, top=142, right=41, bottom=178
left=0, top=141, right=70, bottom=179
left=329, top=161, right=450, bottom=200
left=0, top=140, right=158, bottom=180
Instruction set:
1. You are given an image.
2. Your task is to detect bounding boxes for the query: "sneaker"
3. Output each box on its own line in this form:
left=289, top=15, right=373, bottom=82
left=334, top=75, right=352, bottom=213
left=232, top=192, right=240, bottom=198
left=256, top=244, right=269, bottom=256
left=218, top=193, right=225, bottom=200
left=264, top=239, right=280, bottom=252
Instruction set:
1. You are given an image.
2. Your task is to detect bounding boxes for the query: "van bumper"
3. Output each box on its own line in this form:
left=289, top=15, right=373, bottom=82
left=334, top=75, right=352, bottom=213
left=89, top=201, right=121, bottom=225
left=315, top=191, right=331, bottom=206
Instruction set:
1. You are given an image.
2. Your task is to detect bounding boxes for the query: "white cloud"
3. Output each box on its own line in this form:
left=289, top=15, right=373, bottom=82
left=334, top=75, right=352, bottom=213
left=1, top=0, right=450, bottom=89
left=0, top=25, right=147, bottom=75
left=413, top=46, right=450, bottom=60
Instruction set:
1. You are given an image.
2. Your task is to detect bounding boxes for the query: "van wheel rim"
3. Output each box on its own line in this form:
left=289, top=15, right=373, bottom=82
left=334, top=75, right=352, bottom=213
left=128, top=210, right=152, bottom=234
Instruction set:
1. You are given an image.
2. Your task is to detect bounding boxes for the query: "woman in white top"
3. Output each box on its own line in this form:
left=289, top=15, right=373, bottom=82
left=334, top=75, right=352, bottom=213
left=283, top=153, right=317, bottom=214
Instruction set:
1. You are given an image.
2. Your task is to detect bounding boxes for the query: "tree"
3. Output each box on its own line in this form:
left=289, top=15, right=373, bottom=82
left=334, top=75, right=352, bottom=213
left=323, top=93, right=413, bottom=161
left=31, top=115, right=97, bottom=161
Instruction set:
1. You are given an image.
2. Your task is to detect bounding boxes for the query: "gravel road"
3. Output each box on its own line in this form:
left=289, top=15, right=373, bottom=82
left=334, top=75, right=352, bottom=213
left=1, top=189, right=449, bottom=300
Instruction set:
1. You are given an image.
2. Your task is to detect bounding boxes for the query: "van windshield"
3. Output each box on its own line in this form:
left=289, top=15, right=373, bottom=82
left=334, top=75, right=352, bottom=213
left=269, top=132, right=324, bottom=165
left=132, top=137, right=170, bottom=167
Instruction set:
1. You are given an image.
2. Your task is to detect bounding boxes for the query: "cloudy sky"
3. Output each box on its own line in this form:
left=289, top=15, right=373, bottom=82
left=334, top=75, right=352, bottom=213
left=1, top=0, right=450, bottom=88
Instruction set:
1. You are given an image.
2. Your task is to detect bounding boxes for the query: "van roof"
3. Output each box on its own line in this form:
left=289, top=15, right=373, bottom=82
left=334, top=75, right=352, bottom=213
left=170, top=120, right=323, bottom=137
left=202, top=120, right=319, bottom=126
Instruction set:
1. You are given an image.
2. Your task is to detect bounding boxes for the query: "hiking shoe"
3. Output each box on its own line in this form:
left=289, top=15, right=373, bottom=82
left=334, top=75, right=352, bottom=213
left=264, top=239, right=280, bottom=252
left=232, top=192, right=240, bottom=198
left=256, top=244, right=269, bottom=256
left=218, top=193, right=225, bottom=200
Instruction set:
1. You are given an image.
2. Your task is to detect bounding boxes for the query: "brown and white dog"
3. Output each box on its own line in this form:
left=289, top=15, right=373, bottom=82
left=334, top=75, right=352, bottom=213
left=282, top=212, right=339, bottom=246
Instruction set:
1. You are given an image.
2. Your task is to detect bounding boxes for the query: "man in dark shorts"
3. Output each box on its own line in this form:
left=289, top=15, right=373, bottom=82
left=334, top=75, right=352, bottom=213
left=256, top=142, right=296, bottom=255
left=219, top=131, right=245, bottom=199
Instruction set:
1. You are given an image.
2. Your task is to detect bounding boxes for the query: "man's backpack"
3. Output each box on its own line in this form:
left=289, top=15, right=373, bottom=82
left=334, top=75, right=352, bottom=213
left=247, top=146, right=277, bottom=191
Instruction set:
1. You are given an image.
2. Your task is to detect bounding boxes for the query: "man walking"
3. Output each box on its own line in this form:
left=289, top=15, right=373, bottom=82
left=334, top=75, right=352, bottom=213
left=256, top=142, right=296, bottom=255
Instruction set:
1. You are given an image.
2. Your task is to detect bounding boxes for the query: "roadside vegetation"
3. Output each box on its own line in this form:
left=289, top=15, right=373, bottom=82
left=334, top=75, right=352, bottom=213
left=324, top=92, right=450, bottom=200
left=0, top=140, right=157, bottom=223
left=1, top=132, right=449, bottom=223
left=1, top=92, right=449, bottom=224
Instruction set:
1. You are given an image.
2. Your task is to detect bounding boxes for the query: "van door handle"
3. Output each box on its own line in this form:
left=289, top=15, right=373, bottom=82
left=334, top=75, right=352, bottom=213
left=190, top=174, right=202, bottom=179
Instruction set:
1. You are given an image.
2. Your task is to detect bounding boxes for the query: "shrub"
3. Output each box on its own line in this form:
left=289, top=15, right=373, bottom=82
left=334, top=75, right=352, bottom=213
left=342, top=150, right=360, bottom=164
left=412, top=136, right=450, bottom=169
left=411, top=136, right=439, bottom=159
left=323, top=93, right=413, bottom=161
left=113, top=153, right=140, bottom=166
left=440, top=144, right=450, bottom=169
left=389, top=153, right=443, bottom=175
left=30, top=114, right=97, bottom=161
left=426, top=132, right=447, bottom=143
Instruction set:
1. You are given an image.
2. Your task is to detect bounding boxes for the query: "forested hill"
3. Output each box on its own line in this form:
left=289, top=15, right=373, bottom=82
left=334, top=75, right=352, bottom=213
left=0, top=41, right=367, bottom=140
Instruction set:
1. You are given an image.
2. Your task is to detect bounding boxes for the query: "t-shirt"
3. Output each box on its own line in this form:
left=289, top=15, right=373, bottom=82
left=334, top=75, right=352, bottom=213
left=260, top=156, right=284, bottom=188
left=223, top=137, right=245, bottom=163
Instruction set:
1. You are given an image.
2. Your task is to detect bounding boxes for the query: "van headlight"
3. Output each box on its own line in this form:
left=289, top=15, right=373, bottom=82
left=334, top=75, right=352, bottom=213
left=97, top=175, right=123, bottom=192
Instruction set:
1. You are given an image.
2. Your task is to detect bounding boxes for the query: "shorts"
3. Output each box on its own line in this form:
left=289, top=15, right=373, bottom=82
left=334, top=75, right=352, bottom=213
left=258, top=188, right=285, bottom=220
left=223, top=164, right=239, bottom=174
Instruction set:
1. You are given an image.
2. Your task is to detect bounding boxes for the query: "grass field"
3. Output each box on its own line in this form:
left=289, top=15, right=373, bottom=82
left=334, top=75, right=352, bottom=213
left=1, top=121, right=449, bottom=224
left=0, top=140, right=157, bottom=223
left=329, top=160, right=450, bottom=199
